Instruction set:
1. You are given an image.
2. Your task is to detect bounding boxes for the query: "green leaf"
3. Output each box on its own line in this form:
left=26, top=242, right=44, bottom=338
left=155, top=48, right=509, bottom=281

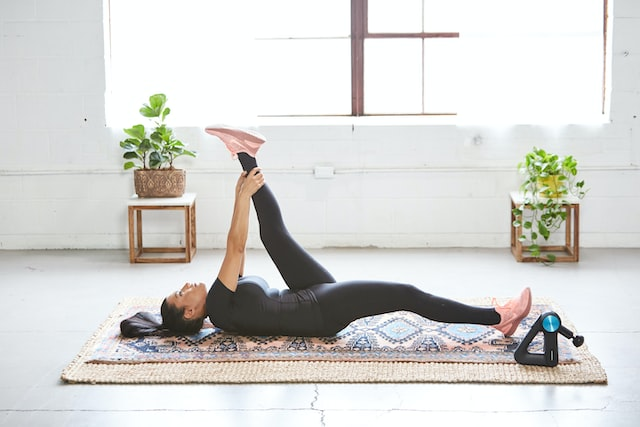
left=139, top=94, right=167, bottom=119
left=150, top=131, right=163, bottom=143
left=123, top=151, right=139, bottom=159
left=119, top=139, right=139, bottom=150
left=139, top=105, right=156, bottom=118
left=148, top=152, right=163, bottom=169
left=529, top=244, right=540, bottom=257
left=123, top=161, right=136, bottom=170
left=539, top=222, right=550, bottom=240
left=149, top=93, right=166, bottom=110
left=124, top=124, right=146, bottom=140
left=547, top=253, right=557, bottom=262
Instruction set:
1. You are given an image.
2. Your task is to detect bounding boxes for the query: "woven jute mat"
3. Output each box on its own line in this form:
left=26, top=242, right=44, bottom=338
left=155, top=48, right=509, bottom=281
left=61, top=297, right=607, bottom=385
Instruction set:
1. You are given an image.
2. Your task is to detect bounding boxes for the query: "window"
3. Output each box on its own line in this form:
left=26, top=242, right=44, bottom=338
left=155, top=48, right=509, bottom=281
left=453, top=0, right=608, bottom=123
left=106, top=0, right=258, bottom=126
left=106, top=0, right=608, bottom=124
left=253, top=0, right=351, bottom=116
left=356, top=0, right=462, bottom=116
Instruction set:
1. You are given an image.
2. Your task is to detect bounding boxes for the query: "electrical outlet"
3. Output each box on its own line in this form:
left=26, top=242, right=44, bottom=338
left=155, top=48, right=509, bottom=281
left=314, top=166, right=335, bottom=179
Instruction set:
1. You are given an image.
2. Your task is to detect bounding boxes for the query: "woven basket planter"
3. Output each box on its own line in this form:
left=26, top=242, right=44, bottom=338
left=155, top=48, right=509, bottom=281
left=133, top=169, right=186, bottom=198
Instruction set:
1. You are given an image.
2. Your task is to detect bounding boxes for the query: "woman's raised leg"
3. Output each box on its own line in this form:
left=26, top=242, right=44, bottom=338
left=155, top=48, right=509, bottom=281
left=238, top=153, right=336, bottom=290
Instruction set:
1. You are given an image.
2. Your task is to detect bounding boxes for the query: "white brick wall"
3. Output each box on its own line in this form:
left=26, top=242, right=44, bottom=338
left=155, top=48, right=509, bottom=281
left=0, top=0, right=638, bottom=250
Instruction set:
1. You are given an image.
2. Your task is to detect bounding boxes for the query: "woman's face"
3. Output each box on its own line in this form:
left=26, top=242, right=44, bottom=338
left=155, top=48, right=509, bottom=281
left=166, top=282, right=208, bottom=320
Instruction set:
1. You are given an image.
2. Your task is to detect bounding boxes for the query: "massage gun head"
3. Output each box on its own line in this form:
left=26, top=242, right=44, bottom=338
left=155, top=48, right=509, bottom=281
left=572, top=335, right=585, bottom=347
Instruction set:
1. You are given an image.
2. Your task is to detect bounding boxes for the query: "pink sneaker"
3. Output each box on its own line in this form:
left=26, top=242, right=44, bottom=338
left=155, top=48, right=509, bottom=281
left=492, top=287, right=532, bottom=337
left=205, top=126, right=266, bottom=159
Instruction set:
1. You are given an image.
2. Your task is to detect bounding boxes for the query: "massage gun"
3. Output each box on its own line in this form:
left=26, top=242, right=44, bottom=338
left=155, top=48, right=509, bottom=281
left=514, top=311, right=584, bottom=367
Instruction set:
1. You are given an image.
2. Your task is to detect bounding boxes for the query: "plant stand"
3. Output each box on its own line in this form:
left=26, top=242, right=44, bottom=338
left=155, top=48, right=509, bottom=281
left=510, top=191, right=580, bottom=262
left=127, top=193, right=197, bottom=263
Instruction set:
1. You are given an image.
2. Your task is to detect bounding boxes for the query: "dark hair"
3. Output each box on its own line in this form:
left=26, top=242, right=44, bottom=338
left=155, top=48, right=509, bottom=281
left=119, top=311, right=168, bottom=338
left=119, top=298, right=204, bottom=337
left=159, top=298, right=205, bottom=335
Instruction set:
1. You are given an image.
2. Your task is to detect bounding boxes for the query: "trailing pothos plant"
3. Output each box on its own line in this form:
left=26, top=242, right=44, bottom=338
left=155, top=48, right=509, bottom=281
left=512, top=147, right=587, bottom=262
left=119, top=93, right=196, bottom=170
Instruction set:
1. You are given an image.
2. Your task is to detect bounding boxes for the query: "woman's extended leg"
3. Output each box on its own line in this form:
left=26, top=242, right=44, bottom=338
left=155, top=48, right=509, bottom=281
left=238, top=153, right=336, bottom=290
left=313, top=280, right=531, bottom=337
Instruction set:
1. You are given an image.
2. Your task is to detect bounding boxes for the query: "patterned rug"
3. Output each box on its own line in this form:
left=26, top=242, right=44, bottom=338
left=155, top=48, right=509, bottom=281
left=61, top=297, right=608, bottom=384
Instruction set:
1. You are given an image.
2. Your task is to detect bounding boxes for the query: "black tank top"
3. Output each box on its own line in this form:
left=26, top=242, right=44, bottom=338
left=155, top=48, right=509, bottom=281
left=206, top=276, right=325, bottom=336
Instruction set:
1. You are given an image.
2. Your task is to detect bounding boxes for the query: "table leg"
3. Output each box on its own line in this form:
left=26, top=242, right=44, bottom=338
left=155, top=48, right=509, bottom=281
left=128, top=206, right=135, bottom=263
left=574, top=204, right=580, bottom=261
left=184, top=205, right=192, bottom=262
left=136, top=209, right=143, bottom=254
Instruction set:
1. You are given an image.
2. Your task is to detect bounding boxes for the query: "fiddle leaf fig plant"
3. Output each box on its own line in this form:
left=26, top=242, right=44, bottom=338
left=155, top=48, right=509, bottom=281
left=512, top=147, right=587, bottom=262
left=119, top=93, right=196, bottom=170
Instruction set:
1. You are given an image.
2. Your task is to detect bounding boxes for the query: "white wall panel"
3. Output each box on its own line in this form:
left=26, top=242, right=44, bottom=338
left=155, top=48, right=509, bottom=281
left=0, top=0, right=638, bottom=250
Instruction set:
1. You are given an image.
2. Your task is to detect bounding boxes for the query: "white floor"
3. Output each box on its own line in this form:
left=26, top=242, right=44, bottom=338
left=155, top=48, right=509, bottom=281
left=0, top=248, right=638, bottom=427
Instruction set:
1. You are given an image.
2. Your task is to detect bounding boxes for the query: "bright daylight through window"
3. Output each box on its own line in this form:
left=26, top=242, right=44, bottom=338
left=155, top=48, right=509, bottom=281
left=106, top=0, right=607, bottom=125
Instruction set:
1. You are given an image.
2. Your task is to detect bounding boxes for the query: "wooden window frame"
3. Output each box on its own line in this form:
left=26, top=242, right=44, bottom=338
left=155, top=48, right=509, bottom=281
left=351, top=0, right=608, bottom=118
left=350, top=0, right=459, bottom=116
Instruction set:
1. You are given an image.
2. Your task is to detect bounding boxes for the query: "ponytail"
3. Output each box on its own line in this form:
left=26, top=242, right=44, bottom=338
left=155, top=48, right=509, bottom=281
left=120, top=311, right=171, bottom=338
left=120, top=297, right=205, bottom=337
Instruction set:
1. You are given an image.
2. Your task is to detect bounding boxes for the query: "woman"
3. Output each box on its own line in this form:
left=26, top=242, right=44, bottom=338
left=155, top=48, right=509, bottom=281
left=121, top=127, right=532, bottom=338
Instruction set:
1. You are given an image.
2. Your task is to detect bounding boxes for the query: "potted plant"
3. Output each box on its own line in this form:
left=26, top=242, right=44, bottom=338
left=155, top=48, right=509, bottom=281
left=119, top=93, right=197, bottom=197
left=512, top=147, right=587, bottom=262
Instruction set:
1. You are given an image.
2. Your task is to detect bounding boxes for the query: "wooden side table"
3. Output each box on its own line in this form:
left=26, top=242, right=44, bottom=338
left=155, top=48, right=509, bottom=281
left=127, top=193, right=197, bottom=263
left=510, top=191, right=580, bottom=262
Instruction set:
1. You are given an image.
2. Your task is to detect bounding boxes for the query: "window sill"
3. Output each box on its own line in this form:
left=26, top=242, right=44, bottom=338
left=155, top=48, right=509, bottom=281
left=255, top=113, right=610, bottom=128
left=255, top=115, right=459, bottom=127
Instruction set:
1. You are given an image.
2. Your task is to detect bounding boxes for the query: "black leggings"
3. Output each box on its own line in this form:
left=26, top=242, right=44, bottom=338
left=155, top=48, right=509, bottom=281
left=238, top=154, right=500, bottom=335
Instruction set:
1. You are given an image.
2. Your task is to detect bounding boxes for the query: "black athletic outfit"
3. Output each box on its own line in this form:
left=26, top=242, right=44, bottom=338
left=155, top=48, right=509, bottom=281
left=206, top=154, right=500, bottom=337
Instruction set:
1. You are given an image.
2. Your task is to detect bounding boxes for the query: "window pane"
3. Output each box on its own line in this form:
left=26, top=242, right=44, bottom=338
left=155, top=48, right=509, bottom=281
left=424, top=39, right=460, bottom=114
left=423, top=0, right=466, bottom=32
left=459, top=0, right=603, bottom=35
left=456, top=0, right=605, bottom=122
left=516, top=36, right=603, bottom=120
left=369, top=0, right=469, bottom=33
left=364, top=39, right=423, bottom=114
left=254, top=0, right=349, bottom=38
left=256, top=39, right=351, bottom=116
left=459, top=34, right=603, bottom=122
left=108, top=0, right=257, bottom=125
left=368, top=0, right=422, bottom=33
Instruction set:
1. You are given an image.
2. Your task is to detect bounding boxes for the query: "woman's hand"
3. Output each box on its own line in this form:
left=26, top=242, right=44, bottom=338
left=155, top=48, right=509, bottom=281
left=236, top=167, right=264, bottom=198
